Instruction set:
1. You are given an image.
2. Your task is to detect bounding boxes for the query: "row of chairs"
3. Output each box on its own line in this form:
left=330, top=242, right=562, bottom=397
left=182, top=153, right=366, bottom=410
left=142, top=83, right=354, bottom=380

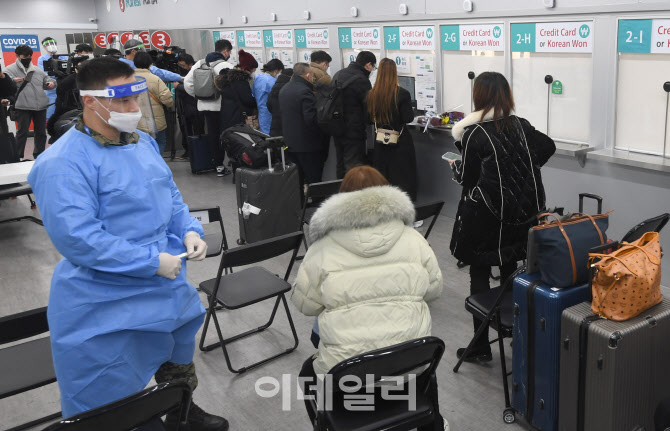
left=38, top=335, right=446, bottom=431
left=0, top=183, right=42, bottom=226
left=1, top=178, right=445, bottom=429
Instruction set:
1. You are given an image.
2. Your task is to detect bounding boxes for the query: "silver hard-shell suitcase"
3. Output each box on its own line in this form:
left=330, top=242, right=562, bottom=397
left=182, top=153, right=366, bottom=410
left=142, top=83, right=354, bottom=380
left=559, top=299, right=670, bottom=431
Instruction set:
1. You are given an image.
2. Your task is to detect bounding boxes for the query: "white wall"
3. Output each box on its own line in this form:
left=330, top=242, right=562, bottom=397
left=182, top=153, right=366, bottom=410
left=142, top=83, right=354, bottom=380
left=0, top=0, right=97, bottom=29
left=93, top=0, right=670, bottom=30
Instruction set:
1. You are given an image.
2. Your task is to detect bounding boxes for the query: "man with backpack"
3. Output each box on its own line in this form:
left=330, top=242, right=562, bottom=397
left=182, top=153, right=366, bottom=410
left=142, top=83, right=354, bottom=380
left=184, top=39, right=234, bottom=176
left=329, top=51, right=376, bottom=179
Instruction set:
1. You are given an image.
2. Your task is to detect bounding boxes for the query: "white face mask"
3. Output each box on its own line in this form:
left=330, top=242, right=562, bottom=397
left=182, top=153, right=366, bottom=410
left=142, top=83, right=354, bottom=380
left=93, top=98, right=142, bottom=133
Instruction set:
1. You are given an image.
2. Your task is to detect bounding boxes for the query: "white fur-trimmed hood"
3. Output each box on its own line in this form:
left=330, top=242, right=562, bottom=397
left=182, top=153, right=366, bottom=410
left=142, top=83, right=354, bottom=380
left=452, top=109, right=499, bottom=141
left=308, top=185, right=415, bottom=244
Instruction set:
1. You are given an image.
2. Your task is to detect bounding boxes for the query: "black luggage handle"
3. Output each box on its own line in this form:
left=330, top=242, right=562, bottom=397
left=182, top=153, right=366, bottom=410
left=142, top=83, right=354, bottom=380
left=579, top=193, right=603, bottom=214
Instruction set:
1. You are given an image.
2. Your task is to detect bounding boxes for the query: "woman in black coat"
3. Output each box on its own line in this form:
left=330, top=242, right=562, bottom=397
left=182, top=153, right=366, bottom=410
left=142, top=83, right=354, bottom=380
left=367, top=58, right=417, bottom=202
left=266, top=68, right=293, bottom=137
left=216, top=50, right=258, bottom=131
left=448, top=71, right=556, bottom=362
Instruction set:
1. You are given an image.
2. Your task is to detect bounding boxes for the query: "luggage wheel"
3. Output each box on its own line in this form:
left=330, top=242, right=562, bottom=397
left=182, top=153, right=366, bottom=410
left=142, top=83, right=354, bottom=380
left=503, top=408, right=515, bottom=424
left=457, top=261, right=467, bottom=269
left=237, top=239, right=245, bottom=245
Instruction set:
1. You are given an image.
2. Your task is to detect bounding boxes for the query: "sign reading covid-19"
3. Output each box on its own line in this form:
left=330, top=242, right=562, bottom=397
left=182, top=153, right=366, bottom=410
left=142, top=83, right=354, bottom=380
left=263, top=29, right=293, bottom=48
left=237, top=30, right=263, bottom=48
left=618, top=19, right=670, bottom=54
left=295, top=28, right=329, bottom=49
left=0, top=34, right=39, bottom=66
left=338, top=27, right=381, bottom=50
left=441, top=24, right=504, bottom=51
left=384, top=26, right=435, bottom=51
left=512, top=21, right=593, bottom=53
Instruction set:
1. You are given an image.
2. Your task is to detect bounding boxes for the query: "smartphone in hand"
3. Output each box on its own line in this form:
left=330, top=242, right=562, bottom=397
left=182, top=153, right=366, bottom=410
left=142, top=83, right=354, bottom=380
left=442, top=152, right=462, bottom=162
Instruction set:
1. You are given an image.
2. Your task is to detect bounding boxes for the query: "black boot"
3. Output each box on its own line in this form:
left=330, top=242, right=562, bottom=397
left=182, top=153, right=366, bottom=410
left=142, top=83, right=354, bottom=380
left=456, top=346, right=493, bottom=363
left=164, top=401, right=229, bottom=431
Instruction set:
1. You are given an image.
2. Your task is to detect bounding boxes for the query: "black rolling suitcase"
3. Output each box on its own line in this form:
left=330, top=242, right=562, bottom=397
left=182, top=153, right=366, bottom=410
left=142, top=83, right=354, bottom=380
left=559, top=299, right=670, bottom=431
left=187, top=135, right=215, bottom=174
left=235, top=137, right=301, bottom=244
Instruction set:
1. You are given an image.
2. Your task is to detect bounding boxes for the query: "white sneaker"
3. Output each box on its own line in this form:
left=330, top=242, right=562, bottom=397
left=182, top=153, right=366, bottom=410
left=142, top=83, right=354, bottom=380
left=216, top=165, right=224, bottom=177
left=413, top=220, right=424, bottom=228
left=443, top=418, right=450, bottom=431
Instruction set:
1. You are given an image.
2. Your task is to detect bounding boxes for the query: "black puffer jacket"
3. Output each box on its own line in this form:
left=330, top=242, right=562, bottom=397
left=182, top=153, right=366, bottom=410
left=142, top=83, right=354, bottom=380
left=449, top=112, right=556, bottom=266
left=331, top=62, right=372, bottom=141
left=216, top=68, right=257, bottom=131
left=267, top=72, right=291, bottom=137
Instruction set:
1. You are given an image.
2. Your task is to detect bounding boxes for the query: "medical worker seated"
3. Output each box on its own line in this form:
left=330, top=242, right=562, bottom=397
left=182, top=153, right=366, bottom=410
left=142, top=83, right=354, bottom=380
left=27, top=57, right=229, bottom=431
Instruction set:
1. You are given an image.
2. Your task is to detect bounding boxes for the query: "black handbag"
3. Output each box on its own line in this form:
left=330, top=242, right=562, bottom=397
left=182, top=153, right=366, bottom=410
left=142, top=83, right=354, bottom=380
left=8, top=71, right=34, bottom=122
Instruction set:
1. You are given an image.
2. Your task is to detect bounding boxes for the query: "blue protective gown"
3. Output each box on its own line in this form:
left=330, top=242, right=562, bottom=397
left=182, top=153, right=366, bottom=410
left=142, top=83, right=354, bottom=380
left=252, top=73, right=277, bottom=135
left=27, top=126, right=206, bottom=418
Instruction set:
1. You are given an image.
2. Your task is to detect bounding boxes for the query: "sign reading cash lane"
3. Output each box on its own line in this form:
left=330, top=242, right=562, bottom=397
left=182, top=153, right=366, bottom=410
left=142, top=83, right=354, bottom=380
left=512, top=21, right=593, bottom=53
left=441, top=24, right=504, bottom=51
left=384, top=26, right=435, bottom=51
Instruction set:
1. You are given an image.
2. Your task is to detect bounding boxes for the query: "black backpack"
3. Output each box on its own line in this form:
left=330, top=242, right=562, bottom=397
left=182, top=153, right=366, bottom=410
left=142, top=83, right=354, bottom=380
left=221, top=124, right=277, bottom=169
left=315, top=75, right=361, bottom=137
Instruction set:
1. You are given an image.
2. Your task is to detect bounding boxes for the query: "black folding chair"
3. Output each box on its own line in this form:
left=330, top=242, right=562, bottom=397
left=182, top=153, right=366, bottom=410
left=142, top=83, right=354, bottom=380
left=305, top=337, right=445, bottom=431
left=413, top=201, right=444, bottom=240
left=0, top=183, right=42, bottom=226
left=188, top=206, right=228, bottom=258
left=198, top=231, right=303, bottom=373
left=42, top=382, right=191, bottom=431
left=297, top=180, right=342, bottom=259
left=452, top=266, right=528, bottom=425
left=0, top=307, right=59, bottom=431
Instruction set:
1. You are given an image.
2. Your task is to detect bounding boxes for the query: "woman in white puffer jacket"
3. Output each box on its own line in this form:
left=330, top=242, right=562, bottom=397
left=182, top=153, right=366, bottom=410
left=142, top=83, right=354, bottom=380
left=291, top=166, right=443, bottom=381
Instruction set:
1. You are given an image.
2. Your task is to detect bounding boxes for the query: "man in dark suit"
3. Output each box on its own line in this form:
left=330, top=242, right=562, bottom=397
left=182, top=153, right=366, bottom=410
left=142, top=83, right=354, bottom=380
left=278, top=62, right=328, bottom=189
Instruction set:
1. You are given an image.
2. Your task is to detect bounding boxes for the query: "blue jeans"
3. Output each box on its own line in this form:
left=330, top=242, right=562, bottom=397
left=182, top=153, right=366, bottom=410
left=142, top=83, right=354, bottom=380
left=155, top=129, right=167, bottom=154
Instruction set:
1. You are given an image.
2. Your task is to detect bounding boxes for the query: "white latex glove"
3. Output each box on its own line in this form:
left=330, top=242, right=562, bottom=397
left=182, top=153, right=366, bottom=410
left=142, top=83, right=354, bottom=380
left=184, top=231, right=207, bottom=261
left=156, top=252, right=182, bottom=280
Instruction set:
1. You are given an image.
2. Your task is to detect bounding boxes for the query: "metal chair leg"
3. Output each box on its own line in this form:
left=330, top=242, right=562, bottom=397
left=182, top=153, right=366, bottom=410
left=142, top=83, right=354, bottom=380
left=453, top=317, right=492, bottom=373
left=201, top=294, right=299, bottom=373
left=0, top=215, right=43, bottom=226
left=496, top=311, right=512, bottom=409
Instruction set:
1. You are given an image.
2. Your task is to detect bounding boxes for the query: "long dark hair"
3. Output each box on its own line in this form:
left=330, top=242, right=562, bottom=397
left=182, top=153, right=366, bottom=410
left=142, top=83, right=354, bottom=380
left=473, top=71, right=515, bottom=130
left=367, top=58, right=398, bottom=125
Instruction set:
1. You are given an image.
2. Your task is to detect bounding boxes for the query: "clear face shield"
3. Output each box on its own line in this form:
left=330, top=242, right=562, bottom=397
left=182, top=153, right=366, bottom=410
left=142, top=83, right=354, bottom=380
left=43, top=38, right=58, bottom=54
left=79, top=76, right=158, bottom=138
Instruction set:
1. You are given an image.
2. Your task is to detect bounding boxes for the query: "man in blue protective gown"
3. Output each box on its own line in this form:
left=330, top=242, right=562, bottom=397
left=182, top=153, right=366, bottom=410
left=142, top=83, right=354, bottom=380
left=37, top=37, right=68, bottom=120
left=121, top=38, right=183, bottom=83
left=27, top=57, right=229, bottom=431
